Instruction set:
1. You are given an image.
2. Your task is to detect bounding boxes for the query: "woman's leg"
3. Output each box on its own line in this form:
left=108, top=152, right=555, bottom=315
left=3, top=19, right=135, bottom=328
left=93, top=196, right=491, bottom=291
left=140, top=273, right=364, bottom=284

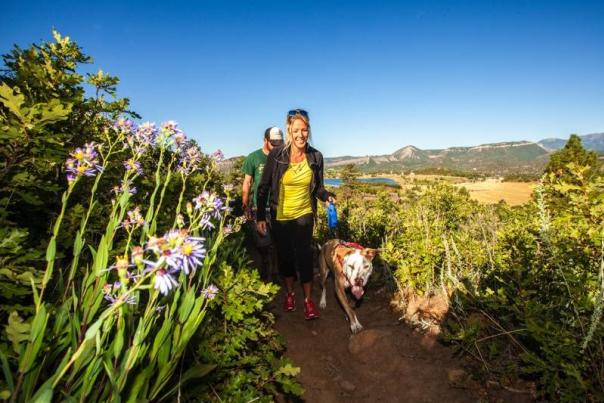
left=272, top=220, right=295, bottom=277
left=272, top=218, right=296, bottom=294
left=292, top=213, right=314, bottom=300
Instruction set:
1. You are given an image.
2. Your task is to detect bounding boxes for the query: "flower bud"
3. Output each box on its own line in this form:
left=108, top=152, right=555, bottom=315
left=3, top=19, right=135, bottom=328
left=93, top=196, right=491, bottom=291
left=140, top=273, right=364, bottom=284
left=176, top=213, right=185, bottom=228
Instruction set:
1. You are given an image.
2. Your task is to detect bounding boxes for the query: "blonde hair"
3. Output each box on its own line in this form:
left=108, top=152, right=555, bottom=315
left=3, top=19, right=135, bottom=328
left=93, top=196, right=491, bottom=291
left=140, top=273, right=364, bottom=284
left=284, top=111, right=312, bottom=155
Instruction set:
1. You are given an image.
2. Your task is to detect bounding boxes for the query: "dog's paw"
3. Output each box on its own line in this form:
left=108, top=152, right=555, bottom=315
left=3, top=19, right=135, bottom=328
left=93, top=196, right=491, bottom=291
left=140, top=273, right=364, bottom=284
left=350, top=320, right=363, bottom=334
left=319, top=290, right=327, bottom=309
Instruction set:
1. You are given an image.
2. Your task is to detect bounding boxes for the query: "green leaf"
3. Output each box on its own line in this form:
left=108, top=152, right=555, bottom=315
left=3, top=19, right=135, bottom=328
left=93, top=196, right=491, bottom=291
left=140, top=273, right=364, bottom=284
left=150, top=318, right=171, bottom=362
left=6, top=311, right=30, bottom=353
left=177, top=288, right=196, bottom=323
left=85, top=319, right=102, bottom=340
left=45, top=238, right=56, bottom=262
left=0, top=350, right=14, bottom=392
left=126, top=365, right=153, bottom=403
left=0, top=82, right=25, bottom=120
left=73, top=232, right=83, bottom=255
left=276, top=363, right=300, bottom=377
left=18, top=305, right=48, bottom=372
left=113, top=323, right=124, bottom=361
left=30, top=382, right=53, bottom=403
left=158, top=364, right=216, bottom=401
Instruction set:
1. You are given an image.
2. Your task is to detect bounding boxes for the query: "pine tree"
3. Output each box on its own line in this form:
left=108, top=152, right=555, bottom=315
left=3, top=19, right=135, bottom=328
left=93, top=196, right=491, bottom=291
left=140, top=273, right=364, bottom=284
left=544, top=134, right=600, bottom=181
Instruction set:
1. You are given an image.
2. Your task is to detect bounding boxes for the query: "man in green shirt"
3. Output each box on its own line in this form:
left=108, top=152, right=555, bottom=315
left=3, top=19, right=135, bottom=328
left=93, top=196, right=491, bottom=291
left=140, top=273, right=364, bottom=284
left=241, top=126, right=283, bottom=280
left=242, top=127, right=283, bottom=217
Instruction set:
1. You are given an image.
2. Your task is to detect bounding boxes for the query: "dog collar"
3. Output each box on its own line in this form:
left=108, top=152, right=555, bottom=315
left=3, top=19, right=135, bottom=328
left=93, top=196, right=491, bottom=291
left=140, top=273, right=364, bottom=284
left=339, top=241, right=364, bottom=250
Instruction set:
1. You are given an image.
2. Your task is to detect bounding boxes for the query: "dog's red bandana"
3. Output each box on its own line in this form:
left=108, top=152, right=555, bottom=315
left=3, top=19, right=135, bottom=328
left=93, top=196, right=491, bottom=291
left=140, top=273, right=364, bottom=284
left=340, top=241, right=364, bottom=250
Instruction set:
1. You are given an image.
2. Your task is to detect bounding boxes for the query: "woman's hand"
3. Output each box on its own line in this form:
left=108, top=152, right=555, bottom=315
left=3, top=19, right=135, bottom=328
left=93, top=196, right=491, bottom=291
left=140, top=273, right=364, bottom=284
left=256, top=220, right=267, bottom=236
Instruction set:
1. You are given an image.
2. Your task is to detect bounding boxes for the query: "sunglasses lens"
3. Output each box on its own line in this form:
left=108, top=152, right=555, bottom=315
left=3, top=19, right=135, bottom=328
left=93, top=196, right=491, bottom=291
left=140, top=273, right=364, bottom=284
left=288, top=109, right=308, bottom=118
left=270, top=140, right=283, bottom=146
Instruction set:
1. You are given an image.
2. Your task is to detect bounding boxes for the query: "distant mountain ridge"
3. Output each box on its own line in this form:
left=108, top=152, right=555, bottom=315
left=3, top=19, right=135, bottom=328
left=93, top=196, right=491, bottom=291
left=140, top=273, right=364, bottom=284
left=325, top=133, right=604, bottom=175
left=538, top=133, right=604, bottom=152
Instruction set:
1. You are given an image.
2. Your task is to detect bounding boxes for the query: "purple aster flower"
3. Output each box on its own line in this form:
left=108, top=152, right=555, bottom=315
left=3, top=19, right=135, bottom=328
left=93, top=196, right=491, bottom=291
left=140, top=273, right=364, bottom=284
left=160, top=229, right=187, bottom=271
left=211, top=149, right=224, bottom=162
left=198, top=214, right=215, bottom=231
left=161, top=120, right=179, bottom=133
left=174, top=131, right=187, bottom=147
left=211, top=197, right=225, bottom=219
left=123, top=158, right=143, bottom=175
left=154, top=269, right=179, bottom=296
left=193, top=191, right=225, bottom=218
left=123, top=207, right=145, bottom=231
left=146, top=230, right=207, bottom=275
left=103, top=281, right=136, bottom=305
left=112, top=179, right=137, bottom=195
left=145, top=236, right=165, bottom=254
left=158, top=120, right=185, bottom=147
left=178, top=238, right=206, bottom=275
left=135, top=121, right=157, bottom=146
left=65, top=142, right=101, bottom=180
left=114, top=118, right=136, bottom=134
left=177, top=143, right=202, bottom=174
left=202, top=284, right=219, bottom=300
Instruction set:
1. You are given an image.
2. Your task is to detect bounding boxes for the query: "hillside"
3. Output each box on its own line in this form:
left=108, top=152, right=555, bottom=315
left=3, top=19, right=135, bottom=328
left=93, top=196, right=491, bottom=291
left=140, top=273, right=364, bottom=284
left=221, top=134, right=604, bottom=176
left=325, top=141, right=551, bottom=175
left=324, top=133, right=604, bottom=175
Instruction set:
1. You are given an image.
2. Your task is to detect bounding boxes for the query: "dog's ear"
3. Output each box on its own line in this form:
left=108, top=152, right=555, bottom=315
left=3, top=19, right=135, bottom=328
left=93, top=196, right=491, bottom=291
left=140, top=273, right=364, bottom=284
left=335, top=247, right=353, bottom=266
left=361, top=248, right=378, bottom=261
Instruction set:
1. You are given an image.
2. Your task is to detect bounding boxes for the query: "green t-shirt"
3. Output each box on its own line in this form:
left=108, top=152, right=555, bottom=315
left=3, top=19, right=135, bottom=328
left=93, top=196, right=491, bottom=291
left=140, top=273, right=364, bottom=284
left=241, top=148, right=268, bottom=208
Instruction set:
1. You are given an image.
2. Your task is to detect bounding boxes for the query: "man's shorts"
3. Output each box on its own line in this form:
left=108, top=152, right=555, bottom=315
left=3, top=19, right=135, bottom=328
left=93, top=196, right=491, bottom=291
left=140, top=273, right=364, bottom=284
left=247, top=208, right=273, bottom=248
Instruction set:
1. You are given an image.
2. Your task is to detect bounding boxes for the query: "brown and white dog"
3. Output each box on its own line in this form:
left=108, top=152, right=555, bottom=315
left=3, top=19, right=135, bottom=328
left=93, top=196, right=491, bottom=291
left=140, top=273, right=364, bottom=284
left=318, top=239, right=378, bottom=334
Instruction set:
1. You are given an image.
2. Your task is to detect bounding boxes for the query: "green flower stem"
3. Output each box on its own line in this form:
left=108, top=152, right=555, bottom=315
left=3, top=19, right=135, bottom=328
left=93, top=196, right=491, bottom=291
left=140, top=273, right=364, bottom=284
left=140, top=146, right=165, bottom=243
left=124, top=230, right=134, bottom=254
left=150, top=154, right=176, bottom=235
left=173, top=173, right=188, bottom=227
left=65, top=139, right=120, bottom=295
left=201, top=195, right=230, bottom=287
left=39, top=180, right=77, bottom=310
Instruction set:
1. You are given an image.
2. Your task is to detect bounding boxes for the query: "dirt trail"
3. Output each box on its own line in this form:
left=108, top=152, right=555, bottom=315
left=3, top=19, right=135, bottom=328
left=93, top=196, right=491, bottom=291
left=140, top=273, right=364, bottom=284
left=272, top=276, right=528, bottom=402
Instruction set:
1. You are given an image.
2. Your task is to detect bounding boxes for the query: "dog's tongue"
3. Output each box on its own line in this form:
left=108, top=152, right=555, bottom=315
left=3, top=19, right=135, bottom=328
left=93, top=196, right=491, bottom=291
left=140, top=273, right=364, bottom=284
left=352, top=286, right=364, bottom=299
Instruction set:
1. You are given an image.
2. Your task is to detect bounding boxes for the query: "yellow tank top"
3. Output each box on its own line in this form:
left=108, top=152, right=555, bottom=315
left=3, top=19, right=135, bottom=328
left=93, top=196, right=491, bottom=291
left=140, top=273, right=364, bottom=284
left=277, top=159, right=313, bottom=220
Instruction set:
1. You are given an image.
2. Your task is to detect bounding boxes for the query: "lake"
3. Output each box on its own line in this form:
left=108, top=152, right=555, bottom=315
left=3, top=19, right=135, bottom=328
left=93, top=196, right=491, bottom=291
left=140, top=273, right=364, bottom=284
left=324, top=177, right=399, bottom=187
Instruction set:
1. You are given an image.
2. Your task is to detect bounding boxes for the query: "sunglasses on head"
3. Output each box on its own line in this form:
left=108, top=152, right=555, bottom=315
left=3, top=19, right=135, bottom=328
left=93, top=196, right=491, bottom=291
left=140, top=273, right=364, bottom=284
left=269, top=139, right=283, bottom=146
left=287, top=109, right=308, bottom=118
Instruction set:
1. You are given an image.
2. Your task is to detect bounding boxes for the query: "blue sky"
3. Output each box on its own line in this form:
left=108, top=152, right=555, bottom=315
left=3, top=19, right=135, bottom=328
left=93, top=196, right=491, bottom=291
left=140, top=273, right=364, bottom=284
left=3, top=0, right=604, bottom=158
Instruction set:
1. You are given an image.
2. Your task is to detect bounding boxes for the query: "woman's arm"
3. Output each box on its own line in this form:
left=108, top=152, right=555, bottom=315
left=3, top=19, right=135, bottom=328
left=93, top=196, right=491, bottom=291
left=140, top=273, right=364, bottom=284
left=315, top=151, right=336, bottom=202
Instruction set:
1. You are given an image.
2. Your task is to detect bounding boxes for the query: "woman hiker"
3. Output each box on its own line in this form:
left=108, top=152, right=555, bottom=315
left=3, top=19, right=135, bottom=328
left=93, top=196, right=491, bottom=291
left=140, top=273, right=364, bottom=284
left=256, top=109, right=336, bottom=319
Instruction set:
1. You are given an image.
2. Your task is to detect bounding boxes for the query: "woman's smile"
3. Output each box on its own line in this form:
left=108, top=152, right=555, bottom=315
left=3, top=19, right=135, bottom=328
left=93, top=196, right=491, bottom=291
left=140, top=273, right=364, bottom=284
left=291, top=119, right=309, bottom=150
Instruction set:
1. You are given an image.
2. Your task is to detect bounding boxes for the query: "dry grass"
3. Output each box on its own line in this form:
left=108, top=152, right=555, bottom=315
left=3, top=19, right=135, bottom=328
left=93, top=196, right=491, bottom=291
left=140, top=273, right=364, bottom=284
left=359, top=174, right=535, bottom=206
left=455, top=179, right=535, bottom=206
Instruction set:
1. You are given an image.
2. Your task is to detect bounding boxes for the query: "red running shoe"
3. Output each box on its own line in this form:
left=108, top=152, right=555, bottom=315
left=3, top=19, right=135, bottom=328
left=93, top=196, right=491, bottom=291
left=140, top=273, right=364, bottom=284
left=304, top=298, right=320, bottom=320
left=283, top=292, right=295, bottom=312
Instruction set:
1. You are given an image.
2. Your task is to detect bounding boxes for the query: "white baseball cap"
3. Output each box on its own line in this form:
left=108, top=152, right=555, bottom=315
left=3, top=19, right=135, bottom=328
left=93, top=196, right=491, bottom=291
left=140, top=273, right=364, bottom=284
left=267, top=126, right=283, bottom=140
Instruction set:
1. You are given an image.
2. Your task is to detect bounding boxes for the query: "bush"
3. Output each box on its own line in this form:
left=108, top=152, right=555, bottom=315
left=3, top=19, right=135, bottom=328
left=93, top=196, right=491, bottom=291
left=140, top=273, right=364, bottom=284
left=0, top=32, right=300, bottom=402
left=319, top=162, right=604, bottom=401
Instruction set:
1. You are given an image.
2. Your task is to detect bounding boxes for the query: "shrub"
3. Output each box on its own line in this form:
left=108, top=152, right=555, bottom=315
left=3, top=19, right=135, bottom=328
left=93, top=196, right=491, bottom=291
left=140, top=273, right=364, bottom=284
left=0, top=32, right=301, bottom=402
